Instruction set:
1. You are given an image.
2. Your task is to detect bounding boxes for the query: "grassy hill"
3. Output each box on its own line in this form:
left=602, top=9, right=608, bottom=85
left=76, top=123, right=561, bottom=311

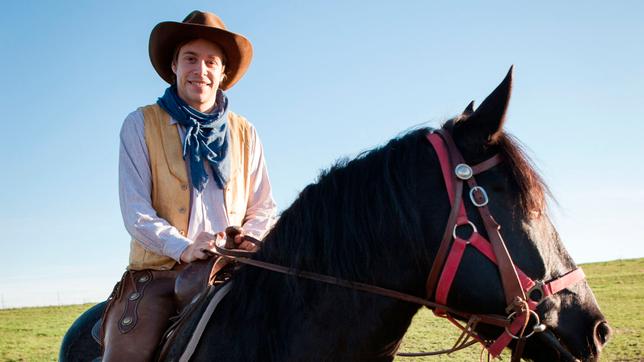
left=0, top=258, right=641, bottom=361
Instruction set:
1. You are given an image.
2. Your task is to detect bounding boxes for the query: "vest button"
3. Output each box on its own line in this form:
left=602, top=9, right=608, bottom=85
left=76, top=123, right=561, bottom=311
left=179, top=207, right=186, bottom=214
left=179, top=229, right=186, bottom=236
left=181, top=184, right=188, bottom=191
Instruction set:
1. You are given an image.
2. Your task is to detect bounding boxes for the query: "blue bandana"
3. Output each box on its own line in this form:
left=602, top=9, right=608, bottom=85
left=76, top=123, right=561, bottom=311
left=157, top=85, right=230, bottom=191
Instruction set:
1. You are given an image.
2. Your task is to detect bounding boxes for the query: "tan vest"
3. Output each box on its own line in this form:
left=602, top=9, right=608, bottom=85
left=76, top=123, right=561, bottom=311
left=128, top=104, right=253, bottom=271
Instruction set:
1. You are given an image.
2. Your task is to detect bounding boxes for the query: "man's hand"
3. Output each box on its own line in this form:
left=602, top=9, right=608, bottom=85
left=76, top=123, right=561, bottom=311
left=179, top=232, right=224, bottom=263
left=233, top=232, right=258, bottom=252
left=224, top=226, right=258, bottom=252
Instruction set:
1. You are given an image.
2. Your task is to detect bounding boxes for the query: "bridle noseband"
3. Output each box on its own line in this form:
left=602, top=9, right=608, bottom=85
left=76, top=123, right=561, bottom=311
left=214, top=129, right=586, bottom=360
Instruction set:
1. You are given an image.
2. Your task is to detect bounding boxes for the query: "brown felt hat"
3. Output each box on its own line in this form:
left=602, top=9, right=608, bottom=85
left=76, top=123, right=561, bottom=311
left=149, top=10, right=253, bottom=90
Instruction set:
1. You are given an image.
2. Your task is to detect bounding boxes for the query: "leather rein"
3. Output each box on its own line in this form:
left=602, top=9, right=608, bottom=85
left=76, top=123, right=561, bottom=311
left=213, top=129, right=586, bottom=360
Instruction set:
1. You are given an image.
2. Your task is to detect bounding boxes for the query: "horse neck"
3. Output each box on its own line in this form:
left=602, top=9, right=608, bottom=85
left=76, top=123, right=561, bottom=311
left=195, top=131, right=441, bottom=360
left=200, top=267, right=421, bottom=361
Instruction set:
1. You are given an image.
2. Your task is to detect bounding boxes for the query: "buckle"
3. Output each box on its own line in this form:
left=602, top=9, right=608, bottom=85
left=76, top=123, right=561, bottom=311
left=469, top=186, right=489, bottom=207
left=527, top=281, right=546, bottom=305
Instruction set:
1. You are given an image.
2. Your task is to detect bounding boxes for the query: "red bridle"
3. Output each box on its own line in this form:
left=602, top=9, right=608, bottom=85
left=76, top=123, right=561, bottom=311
left=213, top=129, right=586, bottom=360
left=424, top=130, right=586, bottom=359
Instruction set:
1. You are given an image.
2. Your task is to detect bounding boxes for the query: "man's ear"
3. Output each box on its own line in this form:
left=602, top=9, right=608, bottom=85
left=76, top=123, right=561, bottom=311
left=171, top=61, right=177, bottom=75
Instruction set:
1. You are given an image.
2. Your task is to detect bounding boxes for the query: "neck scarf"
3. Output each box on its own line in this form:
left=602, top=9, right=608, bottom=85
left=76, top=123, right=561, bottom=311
left=157, top=85, right=230, bottom=191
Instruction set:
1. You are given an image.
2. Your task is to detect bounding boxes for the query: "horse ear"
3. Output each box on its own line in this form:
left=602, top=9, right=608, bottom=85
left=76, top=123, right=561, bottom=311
left=462, top=101, right=475, bottom=116
left=456, top=66, right=513, bottom=145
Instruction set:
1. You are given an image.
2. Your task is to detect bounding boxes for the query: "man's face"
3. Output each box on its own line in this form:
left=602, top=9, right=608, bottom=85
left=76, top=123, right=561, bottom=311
left=172, top=39, right=226, bottom=112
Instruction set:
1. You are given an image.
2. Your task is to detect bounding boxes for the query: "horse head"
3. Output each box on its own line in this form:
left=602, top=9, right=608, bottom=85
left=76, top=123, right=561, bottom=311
left=439, top=66, right=611, bottom=361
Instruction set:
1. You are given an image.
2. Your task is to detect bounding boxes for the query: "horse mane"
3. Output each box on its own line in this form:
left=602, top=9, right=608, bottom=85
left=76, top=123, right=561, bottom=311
left=233, top=121, right=551, bottom=303
left=195, top=128, right=436, bottom=360
left=255, top=128, right=434, bottom=287
left=169, top=122, right=556, bottom=360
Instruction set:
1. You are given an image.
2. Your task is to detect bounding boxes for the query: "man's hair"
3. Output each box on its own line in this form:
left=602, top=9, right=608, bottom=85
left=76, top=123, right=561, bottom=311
left=172, top=39, right=194, bottom=64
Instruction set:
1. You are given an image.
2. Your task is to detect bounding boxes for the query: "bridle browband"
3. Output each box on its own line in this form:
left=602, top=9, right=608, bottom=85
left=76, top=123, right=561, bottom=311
left=213, top=129, right=586, bottom=360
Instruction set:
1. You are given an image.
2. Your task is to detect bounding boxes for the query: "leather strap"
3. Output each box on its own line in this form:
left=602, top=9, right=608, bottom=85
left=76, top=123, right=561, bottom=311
left=472, top=154, right=503, bottom=175
left=179, top=282, right=233, bottom=362
left=435, top=238, right=468, bottom=307
left=467, top=177, right=526, bottom=307
left=213, top=244, right=516, bottom=327
left=425, top=133, right=466, bottom=300
left=543, top=268, right=585, bottom=297
left=424, top=133, right=506, bottom=301
left=435, top=129, right=526, bottom=308
left=512, top=337, right=527, bottom=362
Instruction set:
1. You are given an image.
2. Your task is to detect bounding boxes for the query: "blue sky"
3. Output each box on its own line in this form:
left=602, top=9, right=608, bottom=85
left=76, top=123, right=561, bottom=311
left=0, top=1, right=642, bottom=308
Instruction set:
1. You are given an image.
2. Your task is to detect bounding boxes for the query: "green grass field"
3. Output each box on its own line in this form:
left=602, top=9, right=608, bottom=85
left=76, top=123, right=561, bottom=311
left=0, top=258, right=641, bottom=361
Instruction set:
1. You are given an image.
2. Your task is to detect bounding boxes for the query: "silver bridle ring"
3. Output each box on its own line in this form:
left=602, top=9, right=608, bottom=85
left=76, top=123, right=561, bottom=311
left=453, top=221, right=477, bottom=239
left=505, top=310, right=544, bottom=339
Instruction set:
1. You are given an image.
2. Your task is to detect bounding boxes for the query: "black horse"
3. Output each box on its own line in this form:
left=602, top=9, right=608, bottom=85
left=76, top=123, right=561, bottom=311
left=61, top=68, right=610, bottom=361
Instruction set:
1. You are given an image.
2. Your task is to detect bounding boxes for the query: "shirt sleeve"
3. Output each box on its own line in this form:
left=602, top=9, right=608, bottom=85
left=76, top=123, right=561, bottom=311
left=118, top=109, right=192, bottom=262
left=241, top=124, right=278, bottom=240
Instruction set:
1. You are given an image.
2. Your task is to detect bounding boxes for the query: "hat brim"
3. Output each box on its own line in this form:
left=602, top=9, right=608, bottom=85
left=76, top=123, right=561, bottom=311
left=149, top=21, right=253, bottom=90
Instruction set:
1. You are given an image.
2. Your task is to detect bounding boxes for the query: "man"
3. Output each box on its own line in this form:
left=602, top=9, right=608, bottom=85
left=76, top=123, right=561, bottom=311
left=101, top=10, right=276, bottom=361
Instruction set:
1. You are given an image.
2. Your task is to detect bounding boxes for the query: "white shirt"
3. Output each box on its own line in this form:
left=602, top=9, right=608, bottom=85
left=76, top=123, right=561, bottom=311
left=118, top=109, right=277, bottom=262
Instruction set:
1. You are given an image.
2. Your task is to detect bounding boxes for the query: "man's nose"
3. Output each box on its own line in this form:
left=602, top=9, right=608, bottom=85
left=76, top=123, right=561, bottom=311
left=193, top=60, right=207, bottom=75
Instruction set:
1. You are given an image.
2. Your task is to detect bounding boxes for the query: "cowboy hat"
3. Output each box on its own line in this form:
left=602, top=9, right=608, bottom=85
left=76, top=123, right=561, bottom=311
left=149, top=10, right=253, bottom=90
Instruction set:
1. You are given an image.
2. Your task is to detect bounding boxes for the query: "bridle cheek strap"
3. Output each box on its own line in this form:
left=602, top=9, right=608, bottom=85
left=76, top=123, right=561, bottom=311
left=429, top=130, right=526, bottom=307
left=434, top=237, right=468, bottom=309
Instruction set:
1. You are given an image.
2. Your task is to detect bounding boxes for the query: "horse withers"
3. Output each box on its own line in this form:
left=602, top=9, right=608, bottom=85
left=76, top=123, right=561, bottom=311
left=60, top=67, right=610, bottom=361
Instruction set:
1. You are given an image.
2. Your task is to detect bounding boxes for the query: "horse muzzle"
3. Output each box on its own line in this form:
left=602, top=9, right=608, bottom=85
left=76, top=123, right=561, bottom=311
left=533, top=318, right=611, bottom=362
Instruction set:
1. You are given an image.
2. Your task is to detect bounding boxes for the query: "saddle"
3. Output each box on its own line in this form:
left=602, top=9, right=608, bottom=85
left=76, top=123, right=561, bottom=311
left=94, top=227, right=260, bottom=359
left=92, top=256, right=231, bottom=341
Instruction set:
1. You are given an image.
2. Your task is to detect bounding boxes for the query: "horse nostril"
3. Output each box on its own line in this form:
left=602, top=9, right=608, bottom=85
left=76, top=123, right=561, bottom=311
left=594, top=321, right=611, bottom=347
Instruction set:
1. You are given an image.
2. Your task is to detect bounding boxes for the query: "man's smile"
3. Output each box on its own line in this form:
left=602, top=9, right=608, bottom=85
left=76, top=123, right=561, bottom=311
left=188, top=80, right=211, bottom=87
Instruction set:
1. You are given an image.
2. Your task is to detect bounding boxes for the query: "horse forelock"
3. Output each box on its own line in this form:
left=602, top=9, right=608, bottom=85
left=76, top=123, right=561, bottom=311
left=444, top=118, right=551, bottom=219
left=497, top=134, right=551, bottom=218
